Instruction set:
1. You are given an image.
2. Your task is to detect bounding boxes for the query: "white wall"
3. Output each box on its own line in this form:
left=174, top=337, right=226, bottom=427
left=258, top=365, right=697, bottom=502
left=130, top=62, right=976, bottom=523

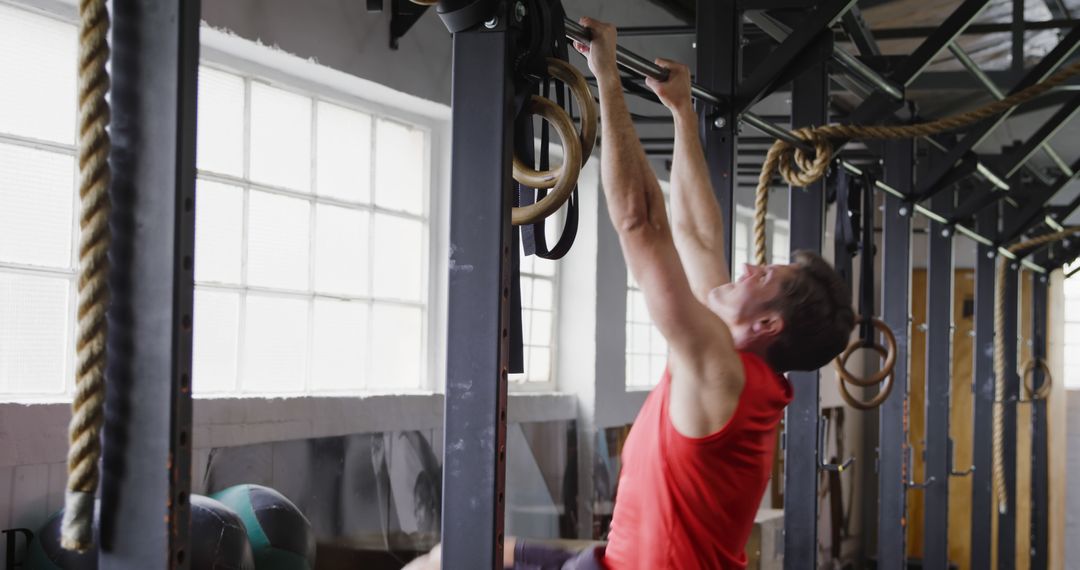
left=1067, top=390, right=1080, bottom=570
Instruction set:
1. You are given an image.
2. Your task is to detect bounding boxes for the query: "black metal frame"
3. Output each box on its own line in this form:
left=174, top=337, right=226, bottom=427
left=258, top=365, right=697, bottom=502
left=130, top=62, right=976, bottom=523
left=99, top=0, right=200, bottom=567
left=916, top=25, right=1080, bottom=201
left=923, top=189, right=954, bottom=569
left=440, top=6, right=515, bottom=568
left=1029, top=274, right=1050, bottom=569
left=782, top=37, right=831, bottom=568
left=878, top=141, right=913, bottom=569
left=734, top=0, right=856, bottom=112
left=696, top=0, right=740, bottom=269
left=390, top=0, right=432, bottom=49
left=970, top=207, right=997, bottom=570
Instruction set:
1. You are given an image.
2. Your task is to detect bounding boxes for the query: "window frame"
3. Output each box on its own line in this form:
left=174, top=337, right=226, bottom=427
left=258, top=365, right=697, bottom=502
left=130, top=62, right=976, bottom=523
left=0, top=0, right=81, bottom=400
left=192, top=63, right=436, bottom=396
left=0, top=1, right=453, bottom=400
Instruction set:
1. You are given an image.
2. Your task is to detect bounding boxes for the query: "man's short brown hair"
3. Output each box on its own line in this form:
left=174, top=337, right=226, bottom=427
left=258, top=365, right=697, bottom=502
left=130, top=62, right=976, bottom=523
left=764, top=251, right=855, bottom=373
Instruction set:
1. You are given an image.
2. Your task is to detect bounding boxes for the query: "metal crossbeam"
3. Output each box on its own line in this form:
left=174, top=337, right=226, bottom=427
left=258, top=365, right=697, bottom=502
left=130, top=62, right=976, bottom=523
left=747, top=11, right=903, bottom=100
left=848, top=0, right=991, bottom=124
left=564, top=16, right=1049, bottom=274
left=948, top=97, right=1079, bottom=224
left=734, top=0, right=858, bottom=111
left=1001, top=95, right=1080, bottom=178
left=916, top=25, right=1080, bottom=198
left=999, top=157, right=1080, bottom=242
left=841, top=6, right=881, bottom=56
left=949, top=41, right=1075, bottom=176
left=873, top=18, right=1080, bottom=39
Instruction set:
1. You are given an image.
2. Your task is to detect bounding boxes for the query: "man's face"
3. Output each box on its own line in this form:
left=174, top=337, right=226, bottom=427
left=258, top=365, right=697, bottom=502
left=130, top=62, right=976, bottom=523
left=707, top=263, right=795, bottom=348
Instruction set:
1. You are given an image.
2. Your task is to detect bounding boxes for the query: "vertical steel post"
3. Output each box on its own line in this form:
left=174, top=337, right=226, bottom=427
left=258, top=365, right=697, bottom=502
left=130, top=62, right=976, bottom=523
left=695, top=0, right=740, bottom=269
left=1029, top=274, right=1049, bottom=569
left=783, top=39, right=830, bottom=569
left=971, top=208, right=997, bottom=570
left=440, top=8, right=514, bottom=569
left=878, top=140, right=913, bottom=569
left=98, top=0, right=200, bottom=567
left=998, top=260, right=1020, bottom=568
left=923, top=191, right=954, bottom=569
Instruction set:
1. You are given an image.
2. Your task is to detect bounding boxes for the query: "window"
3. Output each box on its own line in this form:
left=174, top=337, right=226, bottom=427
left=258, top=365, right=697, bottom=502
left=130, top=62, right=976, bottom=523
left=623, top=202, right=789, bottom=390
left=193, top=66, right=431, bottom=396
left=0, top=2, right=437, bottom=400
left=510, top=244, right=558, bottom=385
left=625, top=273, right=669, bottom=389
left=1062, top=263, right=1080, bottom=389
left=0, top=4, right=78, bottom=400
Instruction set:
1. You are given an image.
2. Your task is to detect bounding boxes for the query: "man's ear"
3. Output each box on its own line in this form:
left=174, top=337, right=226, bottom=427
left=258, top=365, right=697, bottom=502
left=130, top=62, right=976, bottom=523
left=753, top=312, right=784, bottom=340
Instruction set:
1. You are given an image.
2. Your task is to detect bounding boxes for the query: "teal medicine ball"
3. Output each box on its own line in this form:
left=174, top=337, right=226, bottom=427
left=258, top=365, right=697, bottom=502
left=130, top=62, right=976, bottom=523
left=210, top=485, right=315, bottom=570
left=23, top=495, right=254, bottom=570
left=22, top=506, right=97, bottom=570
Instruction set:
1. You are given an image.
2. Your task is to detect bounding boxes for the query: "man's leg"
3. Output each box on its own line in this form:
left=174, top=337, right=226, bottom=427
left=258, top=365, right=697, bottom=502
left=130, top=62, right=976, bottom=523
left=513, top=540, right=606, bottom=570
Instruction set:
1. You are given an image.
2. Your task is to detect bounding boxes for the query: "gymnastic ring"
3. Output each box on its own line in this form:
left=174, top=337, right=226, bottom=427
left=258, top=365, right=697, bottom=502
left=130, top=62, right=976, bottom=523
left=833, top=317, right=897, bottom=387
left=837, top=343, right=895, bottom=410
left=1021, top=358, right=1053, bottom=400
left=511, top=95, right=582, bottom=226
left=512, top=58, right=596, bottom=189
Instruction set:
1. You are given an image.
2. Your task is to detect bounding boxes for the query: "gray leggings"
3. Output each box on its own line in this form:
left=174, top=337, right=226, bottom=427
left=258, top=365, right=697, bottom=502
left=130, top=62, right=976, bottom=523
left=510, top=541, right=606, bottom=570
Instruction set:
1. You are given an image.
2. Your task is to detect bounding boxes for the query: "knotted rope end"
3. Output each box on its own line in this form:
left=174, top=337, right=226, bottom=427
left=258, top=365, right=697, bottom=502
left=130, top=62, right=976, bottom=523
left=60, top=490, right=95, bottom=552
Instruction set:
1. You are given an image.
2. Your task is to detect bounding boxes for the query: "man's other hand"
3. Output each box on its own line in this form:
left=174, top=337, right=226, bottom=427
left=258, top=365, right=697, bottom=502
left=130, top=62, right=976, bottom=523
left=646, top=59, right=693, bottom=115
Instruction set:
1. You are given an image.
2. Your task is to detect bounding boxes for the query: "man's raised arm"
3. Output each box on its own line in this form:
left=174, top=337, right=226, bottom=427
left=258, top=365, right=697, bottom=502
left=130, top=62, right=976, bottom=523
left=646, top=61, right=731, bottom=304
left=573, top=20, right=737, bottom=366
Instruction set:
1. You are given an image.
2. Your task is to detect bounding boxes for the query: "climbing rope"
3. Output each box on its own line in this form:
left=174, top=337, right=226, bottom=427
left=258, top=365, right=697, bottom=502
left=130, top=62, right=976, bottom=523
left=752, top=59, right=1080, bottom=265
left=63, top=0, right=111, bottom=552
left=992, top=227, right=1079, bottom=514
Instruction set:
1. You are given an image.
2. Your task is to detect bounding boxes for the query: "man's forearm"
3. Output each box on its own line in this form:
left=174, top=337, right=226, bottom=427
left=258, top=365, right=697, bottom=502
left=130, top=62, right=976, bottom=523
left=670, top=106, right=726, bottom=262
left=596, top=72, right=660, bottom=229
left=664, top=104, right=732, bottom=294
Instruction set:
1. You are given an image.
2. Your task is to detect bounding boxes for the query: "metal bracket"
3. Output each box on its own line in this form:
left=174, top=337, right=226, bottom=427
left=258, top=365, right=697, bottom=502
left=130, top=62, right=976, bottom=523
left=905, top=446, right=937, bottom=489
left=818, top=416, right=856, bottom=473
left=390, top=0, right=431, bottom=50
left=948, top=437, right=975, bottom=477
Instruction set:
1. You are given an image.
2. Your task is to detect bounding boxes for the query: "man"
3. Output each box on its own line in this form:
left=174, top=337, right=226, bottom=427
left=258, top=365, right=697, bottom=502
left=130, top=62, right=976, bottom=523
left=407, top=17, right=854, bottom=570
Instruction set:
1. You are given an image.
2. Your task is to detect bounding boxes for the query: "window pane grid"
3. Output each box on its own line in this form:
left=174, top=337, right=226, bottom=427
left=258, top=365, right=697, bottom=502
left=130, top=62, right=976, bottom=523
left=190, top=65, right=431, bottom=396
left=0, top=18, right=436, bottom=399
left=0, top=5, right=79, bottom=399
left=509, top=250, right=558, bottom=385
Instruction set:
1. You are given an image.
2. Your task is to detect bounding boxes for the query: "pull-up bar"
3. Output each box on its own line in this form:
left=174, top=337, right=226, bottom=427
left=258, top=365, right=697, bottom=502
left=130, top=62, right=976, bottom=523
left=562, top=17, right=1048, bottom=274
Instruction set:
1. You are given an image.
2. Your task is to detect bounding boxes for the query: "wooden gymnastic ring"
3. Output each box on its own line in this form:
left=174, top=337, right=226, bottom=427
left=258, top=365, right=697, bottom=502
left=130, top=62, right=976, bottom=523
left=512, top=58, right=596, bottom=189
left=549, top=57, right=597, bottom=161
left=833, top=316, right=897, bottom=387
left=1021, top=358, right=1053, bottom=400
left=511, top=95, right=582, bottom=226
left=837, top=344, right=895, bottom=410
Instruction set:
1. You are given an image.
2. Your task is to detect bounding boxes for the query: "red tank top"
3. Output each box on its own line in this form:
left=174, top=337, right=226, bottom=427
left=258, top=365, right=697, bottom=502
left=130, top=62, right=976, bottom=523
left=602, top=352, right=792, bottom=570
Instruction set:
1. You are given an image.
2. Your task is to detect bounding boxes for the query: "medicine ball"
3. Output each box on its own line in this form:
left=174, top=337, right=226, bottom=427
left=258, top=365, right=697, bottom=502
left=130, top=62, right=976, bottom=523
left=210, top=485, right=315, bottom=570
